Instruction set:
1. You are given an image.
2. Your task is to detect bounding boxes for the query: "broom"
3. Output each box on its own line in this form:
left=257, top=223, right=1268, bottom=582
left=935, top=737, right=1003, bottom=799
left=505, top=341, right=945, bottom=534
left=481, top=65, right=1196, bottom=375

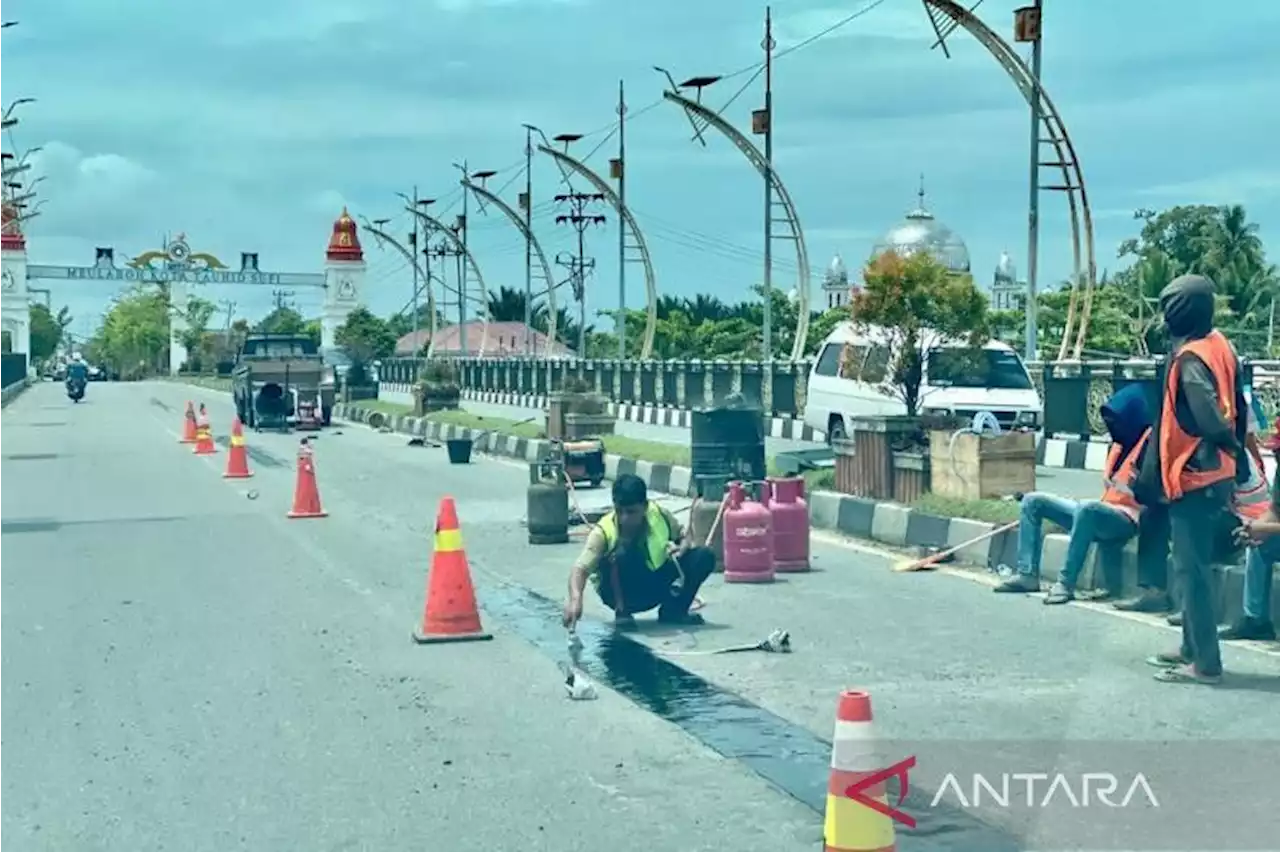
left=890, top=520, right=1019, bottom=573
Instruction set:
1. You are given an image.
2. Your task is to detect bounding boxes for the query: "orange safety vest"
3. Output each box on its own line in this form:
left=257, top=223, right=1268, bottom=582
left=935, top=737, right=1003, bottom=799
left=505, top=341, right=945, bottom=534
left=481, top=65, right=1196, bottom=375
left=1099, top=429, right=1150, bottom=523
left=1158, top=330, right=1238, bottom=502
left=1234, top=443, right=1271, bottom=520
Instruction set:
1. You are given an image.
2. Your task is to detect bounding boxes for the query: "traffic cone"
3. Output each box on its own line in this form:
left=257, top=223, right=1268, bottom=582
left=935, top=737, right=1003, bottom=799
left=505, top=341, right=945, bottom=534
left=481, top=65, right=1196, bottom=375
left=223, top=417, right=253, bottom=479
left=413, top=497, right=492, bottom=644
left=179, top=402, right=198, bottom=444
left=823, top=690, right=903, bottom=852
left=193, top=405, right=217, bottom=455
left=287, top=439, right=328, bottom=518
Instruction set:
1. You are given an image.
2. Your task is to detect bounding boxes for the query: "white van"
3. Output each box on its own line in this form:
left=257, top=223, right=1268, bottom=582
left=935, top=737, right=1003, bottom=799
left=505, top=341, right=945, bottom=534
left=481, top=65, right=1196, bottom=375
left=804, top=321, right=1043, bottom=442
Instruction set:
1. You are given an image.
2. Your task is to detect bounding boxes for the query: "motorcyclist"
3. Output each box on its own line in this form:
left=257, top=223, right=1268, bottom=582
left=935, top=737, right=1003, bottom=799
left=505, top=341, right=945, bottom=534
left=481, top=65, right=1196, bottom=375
left=66, top=354, right=89, bottom=396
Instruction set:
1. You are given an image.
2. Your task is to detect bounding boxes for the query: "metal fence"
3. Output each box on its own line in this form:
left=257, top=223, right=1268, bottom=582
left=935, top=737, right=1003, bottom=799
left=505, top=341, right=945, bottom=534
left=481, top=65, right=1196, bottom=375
left=378, top=356, right=1280, bottom=437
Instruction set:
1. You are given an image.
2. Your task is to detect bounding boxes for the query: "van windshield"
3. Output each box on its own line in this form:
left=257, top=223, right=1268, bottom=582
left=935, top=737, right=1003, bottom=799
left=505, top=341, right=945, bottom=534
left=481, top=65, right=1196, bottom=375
left=926, top=348, right=1034, bottom=390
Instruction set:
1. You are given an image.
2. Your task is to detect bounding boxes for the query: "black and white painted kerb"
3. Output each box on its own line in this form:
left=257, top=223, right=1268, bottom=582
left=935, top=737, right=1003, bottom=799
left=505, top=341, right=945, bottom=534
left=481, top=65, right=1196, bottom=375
left=333, top=401, right=1274, bottom=627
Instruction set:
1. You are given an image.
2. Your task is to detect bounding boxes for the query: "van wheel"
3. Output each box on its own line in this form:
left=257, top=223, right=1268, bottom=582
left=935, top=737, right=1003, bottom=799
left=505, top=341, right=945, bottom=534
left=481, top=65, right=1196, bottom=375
left=826, top=416, right=846, bottom=445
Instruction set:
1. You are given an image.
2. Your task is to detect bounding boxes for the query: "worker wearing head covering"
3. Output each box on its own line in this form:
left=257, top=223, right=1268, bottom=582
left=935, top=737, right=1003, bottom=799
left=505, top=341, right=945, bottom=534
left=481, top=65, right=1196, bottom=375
left=994, top=384, right=1152, bottom=602
left=1135, top=274, right=1246, bottom=685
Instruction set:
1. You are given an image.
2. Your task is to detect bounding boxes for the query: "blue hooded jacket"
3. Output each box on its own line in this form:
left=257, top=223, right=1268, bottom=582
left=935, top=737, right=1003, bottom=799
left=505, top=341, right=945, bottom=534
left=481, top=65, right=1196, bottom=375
left=1099, top=384, right=1153, bottom=458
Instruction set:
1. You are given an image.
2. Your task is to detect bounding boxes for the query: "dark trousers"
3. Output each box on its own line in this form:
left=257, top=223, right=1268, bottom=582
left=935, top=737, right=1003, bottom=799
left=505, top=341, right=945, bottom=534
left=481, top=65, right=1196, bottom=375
left=1169, top=482, right=1231, bottom=676
left=1136, top=504, right=1171, bottom=592
left=596, top=546, right=715, bottom=617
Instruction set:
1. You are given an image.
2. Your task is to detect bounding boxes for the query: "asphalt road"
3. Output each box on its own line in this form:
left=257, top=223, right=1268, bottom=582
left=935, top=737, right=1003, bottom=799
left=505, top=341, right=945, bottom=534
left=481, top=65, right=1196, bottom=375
left=460, top=398, right=1106, bottom=499
left=5, top=381, right=1279, bottom=851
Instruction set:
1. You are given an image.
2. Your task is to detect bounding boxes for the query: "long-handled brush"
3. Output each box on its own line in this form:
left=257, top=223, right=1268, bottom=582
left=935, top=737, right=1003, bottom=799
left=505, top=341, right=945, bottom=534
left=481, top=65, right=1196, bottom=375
left=891, top=520, right=1019, bottom=573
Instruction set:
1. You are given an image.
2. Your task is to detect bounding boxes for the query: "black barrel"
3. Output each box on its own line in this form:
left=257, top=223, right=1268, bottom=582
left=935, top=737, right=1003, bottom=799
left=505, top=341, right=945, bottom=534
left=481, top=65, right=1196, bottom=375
left=690, top=407, right=766, bottom=497
left=446, top=438, right=474, bottom=464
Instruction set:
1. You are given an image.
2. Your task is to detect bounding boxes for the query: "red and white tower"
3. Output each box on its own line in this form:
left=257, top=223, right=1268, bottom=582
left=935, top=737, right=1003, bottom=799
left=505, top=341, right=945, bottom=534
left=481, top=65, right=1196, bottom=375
left=322, top=207, right=366, bottom=350
left=1, top=202, right=31, bottom=359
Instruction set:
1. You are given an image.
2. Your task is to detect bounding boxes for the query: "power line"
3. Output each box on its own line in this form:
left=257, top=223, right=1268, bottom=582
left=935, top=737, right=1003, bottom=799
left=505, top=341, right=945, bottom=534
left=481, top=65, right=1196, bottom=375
left=554, top=190, right=607, bottom=355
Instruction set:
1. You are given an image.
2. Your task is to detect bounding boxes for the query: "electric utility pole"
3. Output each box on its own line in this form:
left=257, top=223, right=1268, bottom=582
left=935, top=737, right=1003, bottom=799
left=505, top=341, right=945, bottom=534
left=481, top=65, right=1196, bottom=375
left=1016, top=0, right=1045, bottom=362
left=523, top=127, right=535, bottom=354
left=554, top=192, right=607, bottom=356
left=427, top=240, right=465, bottom=354
left=758, top=6, right=776, bottom=363
left=272, top=289, right=295, bottom=311
left=613, top=80, right=628, bottom=360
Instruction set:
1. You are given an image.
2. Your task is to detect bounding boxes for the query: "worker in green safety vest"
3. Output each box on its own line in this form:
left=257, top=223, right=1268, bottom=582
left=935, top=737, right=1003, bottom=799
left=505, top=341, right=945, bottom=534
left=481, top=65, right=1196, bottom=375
left=563, top=474, right=715, bottom=630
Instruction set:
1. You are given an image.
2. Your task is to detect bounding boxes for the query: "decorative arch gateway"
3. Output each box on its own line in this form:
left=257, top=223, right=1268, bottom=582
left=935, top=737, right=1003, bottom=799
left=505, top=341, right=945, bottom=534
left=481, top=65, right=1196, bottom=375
left=8, top=209, right=366, bottom=373
left=920, top=0, right=1097, bottom=360
left=404, top=205, right=494, bottom=357
left=460, top=178, right=562, bottom=351
left=360, top=221, right=440, bottom=357
left=660, top=88, right=813, bottom=363
left=535, top=144, right=659, bottom=359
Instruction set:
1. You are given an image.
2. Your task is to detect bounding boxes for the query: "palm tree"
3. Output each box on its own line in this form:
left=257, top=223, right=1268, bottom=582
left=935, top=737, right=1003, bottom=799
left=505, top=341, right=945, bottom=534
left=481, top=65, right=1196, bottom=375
left=487, top=286, right=546, bottom=323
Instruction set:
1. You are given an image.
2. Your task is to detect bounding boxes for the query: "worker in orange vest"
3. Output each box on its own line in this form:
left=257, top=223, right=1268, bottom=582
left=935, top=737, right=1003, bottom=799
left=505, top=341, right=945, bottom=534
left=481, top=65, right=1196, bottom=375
left=1133, top=274, right=1248, bottom=686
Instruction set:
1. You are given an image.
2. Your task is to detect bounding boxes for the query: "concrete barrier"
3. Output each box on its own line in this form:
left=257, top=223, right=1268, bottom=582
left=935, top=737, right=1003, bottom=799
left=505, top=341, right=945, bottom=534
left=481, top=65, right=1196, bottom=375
left=1, top=377, right=33, bottom=409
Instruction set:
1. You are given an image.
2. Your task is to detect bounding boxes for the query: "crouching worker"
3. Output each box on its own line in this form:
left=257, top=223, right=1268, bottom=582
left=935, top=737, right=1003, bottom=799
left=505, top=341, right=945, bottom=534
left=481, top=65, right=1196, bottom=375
left=995, top=384, right=1152, bottom=602
left=562, top=474, right=716, bottom=631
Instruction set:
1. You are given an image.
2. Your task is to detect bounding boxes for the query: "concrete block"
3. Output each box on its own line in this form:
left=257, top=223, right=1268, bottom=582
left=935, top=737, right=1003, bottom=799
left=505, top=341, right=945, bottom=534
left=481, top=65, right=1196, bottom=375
left=493, top=433, right=510, bottom=455
left=835, top=496, right=877, bottom=539
left=604, top=454, right=622, bottom=480
left=808, top=491, right=841, bottom=531
left=634, top=460, right=655, bottom=486
left=616, top=457, right=638, bottom=479
left=526, top=439, right=548, bottom=462
left=870, top=503, right=911, bottom=547
left=649, top=464, right=672, bottom=495
left=946, top=518, right=996, bottom=568
left=905, top=512, right=951, bottom=549
left=1040, top=533, right=1070, bottom=583
left=669, top=466, right=693, bottom=497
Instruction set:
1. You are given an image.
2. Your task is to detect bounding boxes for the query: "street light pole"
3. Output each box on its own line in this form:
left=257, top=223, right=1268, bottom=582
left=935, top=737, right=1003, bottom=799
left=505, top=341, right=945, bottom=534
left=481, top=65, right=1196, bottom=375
left=453, top=161, right=470, bottom=356
left=1018, top=0, right=1045, bottom=362
left=615, top=79, right=628, bottom=360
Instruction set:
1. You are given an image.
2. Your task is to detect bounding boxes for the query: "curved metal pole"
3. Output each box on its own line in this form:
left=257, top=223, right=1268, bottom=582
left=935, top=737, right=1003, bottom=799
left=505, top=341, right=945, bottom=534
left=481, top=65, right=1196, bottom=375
left=921, top=0, right=1096, bottom=360
left=405, top=206, right=493, bottom=358
left=360, top=222, right=438, bottom=358
left=536, top=144, right=659, bottom=360
left=461, top=180, right=560, bottom=352
left=660, top=90, right=812, bottom=362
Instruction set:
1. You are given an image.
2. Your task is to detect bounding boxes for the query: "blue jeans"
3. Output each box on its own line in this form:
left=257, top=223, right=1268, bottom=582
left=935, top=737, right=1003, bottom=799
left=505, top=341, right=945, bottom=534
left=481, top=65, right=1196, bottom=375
left=1243, top=537, right=1279, bottom=622
left=1016, top=492, right=1137, bottom=589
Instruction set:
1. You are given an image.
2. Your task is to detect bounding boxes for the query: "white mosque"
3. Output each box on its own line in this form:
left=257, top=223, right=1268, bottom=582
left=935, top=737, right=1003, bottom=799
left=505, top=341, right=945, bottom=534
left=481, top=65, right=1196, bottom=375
left=820, top=182, right=1027, bottom=314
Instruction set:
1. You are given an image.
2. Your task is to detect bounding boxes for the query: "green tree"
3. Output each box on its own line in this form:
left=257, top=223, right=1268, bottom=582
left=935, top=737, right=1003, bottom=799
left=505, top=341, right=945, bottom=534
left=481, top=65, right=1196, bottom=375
left=334, top=307, right=396, bottom=364
left=849, top=251, right=988, bottom=416
left=255, top=306, right=306, bottom=335
left=29, top=303, right=73, bottom=361
left=175, top=296, right=218, bottom=371
left=90, top=285, right=171, bottom=376
left=487, top=286, right=546, bottom=325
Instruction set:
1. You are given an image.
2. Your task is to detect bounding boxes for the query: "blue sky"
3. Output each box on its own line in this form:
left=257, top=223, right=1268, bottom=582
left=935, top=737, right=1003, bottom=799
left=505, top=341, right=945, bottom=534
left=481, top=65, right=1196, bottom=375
left=5, top=0, right=1279, bottom=341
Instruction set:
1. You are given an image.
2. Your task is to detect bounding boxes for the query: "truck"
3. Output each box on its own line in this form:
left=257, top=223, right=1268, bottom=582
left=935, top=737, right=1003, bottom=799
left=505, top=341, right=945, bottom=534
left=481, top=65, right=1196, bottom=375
left=231, top=333, right=335, bottom=431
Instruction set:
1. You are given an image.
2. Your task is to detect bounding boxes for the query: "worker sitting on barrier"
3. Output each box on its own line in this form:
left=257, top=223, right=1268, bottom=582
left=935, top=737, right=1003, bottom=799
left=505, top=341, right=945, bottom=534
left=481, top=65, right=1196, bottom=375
left=994, top=384, right=1153, bottom=602
left=562, top=474, right=715, bottom=630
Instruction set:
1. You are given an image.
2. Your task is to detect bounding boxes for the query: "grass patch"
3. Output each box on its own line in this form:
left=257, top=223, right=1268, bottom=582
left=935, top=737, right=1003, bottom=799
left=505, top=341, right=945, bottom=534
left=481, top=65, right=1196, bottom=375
left=911, top=492, right=1021, bottom=525
left=354, top=399, right=414, bottom=416
left=425, top=410, right=543, bottom=440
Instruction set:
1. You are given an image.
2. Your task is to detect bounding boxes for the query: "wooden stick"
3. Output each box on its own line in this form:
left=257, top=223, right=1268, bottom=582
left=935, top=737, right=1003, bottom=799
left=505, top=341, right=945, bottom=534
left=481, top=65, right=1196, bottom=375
left=703, top=493, right=731, bottom=548
left=894, top=520, right=1020, bottom=573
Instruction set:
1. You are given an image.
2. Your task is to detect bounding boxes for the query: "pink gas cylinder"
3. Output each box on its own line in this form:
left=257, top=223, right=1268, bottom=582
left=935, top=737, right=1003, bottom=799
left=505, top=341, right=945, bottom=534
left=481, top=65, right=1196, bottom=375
left=723, top=480, right=775, bottom=583
left=765, top=476, right=810, bottom=572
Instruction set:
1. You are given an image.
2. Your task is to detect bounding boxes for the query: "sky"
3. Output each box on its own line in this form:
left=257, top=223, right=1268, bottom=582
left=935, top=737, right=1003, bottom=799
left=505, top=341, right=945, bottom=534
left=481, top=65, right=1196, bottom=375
left=4, top=0, right=1279, bottom=342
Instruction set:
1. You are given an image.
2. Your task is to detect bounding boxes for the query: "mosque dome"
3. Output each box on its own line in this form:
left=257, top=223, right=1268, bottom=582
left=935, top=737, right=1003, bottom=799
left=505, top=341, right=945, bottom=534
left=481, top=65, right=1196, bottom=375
left=995, top=250, right=1017, bottom=284
left=869, top=183, right=971, bottom=275
left=326, top=207, right=364, bottom=262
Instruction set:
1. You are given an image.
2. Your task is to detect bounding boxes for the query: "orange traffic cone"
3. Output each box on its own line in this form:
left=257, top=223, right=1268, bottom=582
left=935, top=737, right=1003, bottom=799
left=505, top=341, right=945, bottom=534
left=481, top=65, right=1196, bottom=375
left=287, top=439, right=327, bottom=518
left=223, top=417, right=253, bottom=479
left=823, top=691, right=904, bottom=851
left=193, top=404, right=217, bottom=455
left=179, top=402, right=198, bottom=444
left=413, top=497, right=492, bottom=644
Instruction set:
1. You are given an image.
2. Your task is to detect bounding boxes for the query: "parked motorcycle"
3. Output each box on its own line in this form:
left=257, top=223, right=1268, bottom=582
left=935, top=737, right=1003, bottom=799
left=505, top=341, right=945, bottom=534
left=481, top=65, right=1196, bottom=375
left=66, top=376, right=86, bottom=403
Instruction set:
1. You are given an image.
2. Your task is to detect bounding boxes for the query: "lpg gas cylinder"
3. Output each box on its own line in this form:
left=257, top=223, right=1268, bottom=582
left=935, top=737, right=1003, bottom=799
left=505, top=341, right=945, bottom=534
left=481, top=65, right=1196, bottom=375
left=691, top=475, right=729, bottom=573
left=723, top=481, right=775, bottom=583
left=765, top=476, right=810, bottom=572
left=527, top=463, right=570, bottom=544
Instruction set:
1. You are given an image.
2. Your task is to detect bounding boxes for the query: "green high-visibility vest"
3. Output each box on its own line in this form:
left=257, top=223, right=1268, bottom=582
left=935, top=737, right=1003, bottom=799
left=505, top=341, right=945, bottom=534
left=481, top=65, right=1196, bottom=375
left=596, top=502, right=672, bottom=583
